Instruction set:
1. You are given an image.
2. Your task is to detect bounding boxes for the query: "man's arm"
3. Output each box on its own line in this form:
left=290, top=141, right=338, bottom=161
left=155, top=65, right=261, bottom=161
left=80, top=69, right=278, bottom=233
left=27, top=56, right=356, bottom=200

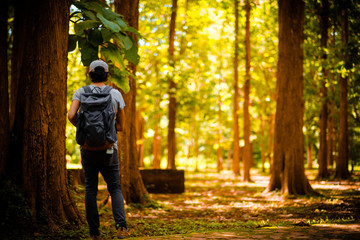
left=116, top=108, right=125, bottom=132
left=68, top=100, right=80, bottom=126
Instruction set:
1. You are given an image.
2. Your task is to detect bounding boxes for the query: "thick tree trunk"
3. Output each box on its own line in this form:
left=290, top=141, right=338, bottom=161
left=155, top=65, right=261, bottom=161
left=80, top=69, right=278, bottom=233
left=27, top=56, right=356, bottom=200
left=267, top=113, right=274, bottom=172
left=0, top=0, right=9, bottom=179
left=317, top=0, right=329, bottom=179
left=243, top=0, right=252, bottom=182
left=266, top=0, right=313, bottom=195
left=232, top=0, right=240, bottom=176
left=167, top=0, right=178, bottom=170
left=115, top=0, right=147, bottom=203
left=336, top=6, right=350, bottom=179
left=9, top=0, right=81, bottom=228
left=9, top=0, right=25, bottom=131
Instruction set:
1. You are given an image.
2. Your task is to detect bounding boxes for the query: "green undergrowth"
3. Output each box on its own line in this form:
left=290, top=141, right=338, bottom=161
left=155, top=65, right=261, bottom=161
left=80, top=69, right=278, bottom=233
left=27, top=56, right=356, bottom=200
left=127, top=218, right=290, bottom=238
left=0, top=180, right=33, bottom=239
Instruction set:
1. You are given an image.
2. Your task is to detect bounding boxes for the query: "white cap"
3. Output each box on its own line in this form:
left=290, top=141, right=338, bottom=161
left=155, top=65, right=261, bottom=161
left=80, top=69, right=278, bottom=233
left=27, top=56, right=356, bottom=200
left=89, top=60, right=109, bottom=72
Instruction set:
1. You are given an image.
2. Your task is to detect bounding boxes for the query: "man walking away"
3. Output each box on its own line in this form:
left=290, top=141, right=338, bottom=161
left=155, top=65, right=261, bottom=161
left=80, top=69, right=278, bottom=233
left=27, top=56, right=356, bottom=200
left=68, top=60, right=128, bottom=239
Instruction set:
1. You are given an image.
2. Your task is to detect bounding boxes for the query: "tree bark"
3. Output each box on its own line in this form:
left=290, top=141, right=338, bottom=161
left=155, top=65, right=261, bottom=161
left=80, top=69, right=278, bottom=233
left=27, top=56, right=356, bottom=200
left=232, top=0, right=240, bottom=176
left=243, top=0, right=252, bottom=182
left=167, top=0, right=178, bottom=170
left=115, top=0, right=147, bottom=203
left=9, top=0, right=81, bottom=228
left=327, top=94, right=335, bottom=168
left=317, top=0, right=329, bottom=179
left=336, top=6, right=350, bottom=179
left=136, top=111, right=145, bottom=168
left=267, top=113, right=274, bottom=172
left=307, top=140, right=313, bottom=169
left=266, top=0, right=313, bottom=195
left=217, top=91, right=224, bottom=172
left=0, top=0, right=9, bottom=179
left=152, top=60, right=162, bottom=169
left=260, top=117, right=266, bottom=172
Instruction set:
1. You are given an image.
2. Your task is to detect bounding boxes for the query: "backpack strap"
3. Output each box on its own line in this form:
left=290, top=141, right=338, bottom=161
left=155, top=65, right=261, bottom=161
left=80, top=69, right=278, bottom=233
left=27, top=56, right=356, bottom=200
left=82, top=85, right=113, bottom=94
left=102, top=85, right=113, bottom=94
left=83, top=85, right=92, bottom=93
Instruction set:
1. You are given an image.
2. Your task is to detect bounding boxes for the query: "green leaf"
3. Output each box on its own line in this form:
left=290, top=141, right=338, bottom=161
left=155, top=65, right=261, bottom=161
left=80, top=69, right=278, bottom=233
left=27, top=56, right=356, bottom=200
left=109, top=64, right=130, bottom=93
left=78, top=37, right=87, bottom=49
left=88, top=0, right=109, bottom=8
left=72, top=1, right=88, bottom=11
left=101, top=8, right=121, bottom=21
left=125, top=41, right=140, bottom=65
left=97, top=13, right=120, bottom=32
left=101, top=28, right=112, bottom=42
left=80, top=44, right=98, bottom=66
left=100, top=43, right=125, bottom=69
left=85, top=1, right=107, bottom=13
left=124, top=26, right=142, bottom=38
left=68, top=34, right=77, bottom=52
left=88, top=29, right=103, bottom=47
left=114, top=33, right=133, bottom=50
left=74, top=20, right=99, bottom=34
left=83, top=10, right=97, bottom=20
left=115, top=18, right=127, bottom=29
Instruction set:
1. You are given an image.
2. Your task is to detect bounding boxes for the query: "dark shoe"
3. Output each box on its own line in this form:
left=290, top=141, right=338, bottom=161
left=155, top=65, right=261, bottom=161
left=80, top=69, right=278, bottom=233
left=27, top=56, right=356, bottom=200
left=116, top=227, right=129, bottom=239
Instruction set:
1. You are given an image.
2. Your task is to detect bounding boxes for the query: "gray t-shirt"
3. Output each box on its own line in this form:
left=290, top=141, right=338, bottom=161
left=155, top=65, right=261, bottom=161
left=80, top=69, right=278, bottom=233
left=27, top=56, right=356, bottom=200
left=72, top=85, right=125, bottom=149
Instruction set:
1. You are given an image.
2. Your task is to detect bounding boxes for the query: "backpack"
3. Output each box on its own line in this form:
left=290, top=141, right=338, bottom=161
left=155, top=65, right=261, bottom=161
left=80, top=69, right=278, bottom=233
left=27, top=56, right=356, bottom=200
left=76, top=85, right=117, bottom=151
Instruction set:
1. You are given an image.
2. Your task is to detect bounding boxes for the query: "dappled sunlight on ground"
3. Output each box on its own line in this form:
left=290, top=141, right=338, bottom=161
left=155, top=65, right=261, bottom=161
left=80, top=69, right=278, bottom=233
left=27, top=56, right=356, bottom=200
left=76, top=168, right=360, bottom=238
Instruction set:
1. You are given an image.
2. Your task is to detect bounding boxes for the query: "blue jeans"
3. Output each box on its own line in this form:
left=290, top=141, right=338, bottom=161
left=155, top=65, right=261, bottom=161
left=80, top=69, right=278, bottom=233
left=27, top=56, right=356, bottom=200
left=81, top=149, right=127, bottom=236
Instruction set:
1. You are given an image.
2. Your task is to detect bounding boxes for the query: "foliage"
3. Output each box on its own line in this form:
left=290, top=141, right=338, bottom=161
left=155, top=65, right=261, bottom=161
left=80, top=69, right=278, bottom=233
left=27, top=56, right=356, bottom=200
left=135, top=0, right=279, bottom=169
left=69, top=0, right=142, bottom=93
left=0, top=180, right=33, bottom=239
left=65, top=0, right=360, bottom=171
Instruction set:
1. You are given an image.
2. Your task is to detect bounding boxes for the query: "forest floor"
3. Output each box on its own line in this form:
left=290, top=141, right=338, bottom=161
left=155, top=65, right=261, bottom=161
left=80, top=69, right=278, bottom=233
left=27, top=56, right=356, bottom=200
left=58, top=169, right=360, bottom=239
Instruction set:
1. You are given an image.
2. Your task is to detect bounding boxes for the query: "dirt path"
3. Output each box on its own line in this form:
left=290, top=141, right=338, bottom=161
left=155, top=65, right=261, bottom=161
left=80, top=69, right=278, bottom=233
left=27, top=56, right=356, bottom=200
left=91, top=169, right=360, bottom=239
left=132, top=224, right=360, bottom=239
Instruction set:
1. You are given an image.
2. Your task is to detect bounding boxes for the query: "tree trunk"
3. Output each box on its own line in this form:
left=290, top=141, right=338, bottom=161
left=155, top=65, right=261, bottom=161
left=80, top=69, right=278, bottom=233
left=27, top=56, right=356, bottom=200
left=336, top=6, right=350, bottom=179
left=167, top=0, right=178, bottom=170
left=243, top=0, right=252, bottom=182
left=232, top=0, right=240, bottom=176
left=327, top=94, right=335, bottom=168
left=307, top=140, right=313, bottom=169
left=217, top=96, right=223, bottom=172
left=317, top=0, right=329, bottom=179
left=267, top=113, right=274, bottom=172
left=115, top=0, right=147, bottom=203
left=152, top=59, right=162, bottom=169
left=260, top=118, right=266, bottom=172
left=266, top=0, right=313, bottom=196
left=136, top=111, right=145, bottom=168
left=216, top=23, right=226, bottom=173
left=0, top=0, right=9, bottom=179
left=9, top=0, right=81, bottom=229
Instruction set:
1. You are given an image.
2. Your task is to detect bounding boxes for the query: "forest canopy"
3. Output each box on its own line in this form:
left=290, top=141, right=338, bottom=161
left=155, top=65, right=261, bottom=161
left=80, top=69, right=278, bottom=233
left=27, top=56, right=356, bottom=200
left=64, top=0, right=360, bottom=173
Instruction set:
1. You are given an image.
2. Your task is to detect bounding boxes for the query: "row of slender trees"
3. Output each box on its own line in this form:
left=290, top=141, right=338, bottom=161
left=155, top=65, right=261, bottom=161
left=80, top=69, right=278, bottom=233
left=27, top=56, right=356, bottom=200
left=161, top=0, right=354, bottom=180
